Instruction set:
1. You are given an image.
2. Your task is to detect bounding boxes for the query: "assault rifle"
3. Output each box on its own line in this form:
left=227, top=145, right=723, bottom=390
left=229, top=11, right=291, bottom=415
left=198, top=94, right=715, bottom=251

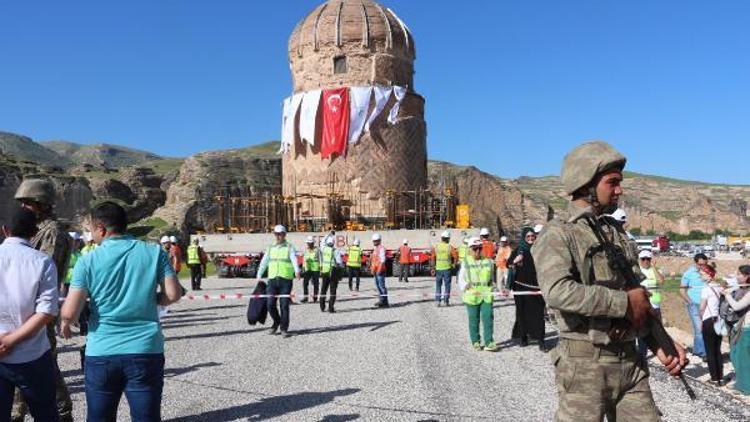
left=585, top=216, right=697, bottom=401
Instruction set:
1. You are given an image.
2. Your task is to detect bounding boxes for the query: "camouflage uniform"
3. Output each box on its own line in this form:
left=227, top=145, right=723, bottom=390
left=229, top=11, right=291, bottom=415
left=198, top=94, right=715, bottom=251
left=532, top=142, right=660, bottom=422
left=12, top=217, right=74, bottom=422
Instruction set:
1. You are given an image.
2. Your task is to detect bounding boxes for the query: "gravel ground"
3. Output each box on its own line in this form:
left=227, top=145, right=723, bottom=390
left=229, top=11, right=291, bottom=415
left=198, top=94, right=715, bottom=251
left=54, top=276, right=750, bottom=421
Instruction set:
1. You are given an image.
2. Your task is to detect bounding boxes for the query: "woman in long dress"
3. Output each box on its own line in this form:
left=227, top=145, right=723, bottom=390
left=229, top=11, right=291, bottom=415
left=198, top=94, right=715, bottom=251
left=506, top=226, right=548, bottom=352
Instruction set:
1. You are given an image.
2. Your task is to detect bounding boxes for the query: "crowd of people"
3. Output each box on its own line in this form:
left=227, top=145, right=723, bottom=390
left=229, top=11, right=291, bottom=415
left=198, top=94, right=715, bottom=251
left=3, top=139, right=750, bottom=422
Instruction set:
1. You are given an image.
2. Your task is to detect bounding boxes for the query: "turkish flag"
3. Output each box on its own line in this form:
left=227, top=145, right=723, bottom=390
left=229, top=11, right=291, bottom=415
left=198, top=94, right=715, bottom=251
left=320, top=88, right=350, bottom=159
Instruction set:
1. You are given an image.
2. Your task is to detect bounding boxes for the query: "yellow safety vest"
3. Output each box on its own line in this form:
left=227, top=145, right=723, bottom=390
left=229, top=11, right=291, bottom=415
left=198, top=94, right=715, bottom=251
left=305, top=249, right=320, bottom=272
left=347, top=246, right=362, bottom=268
left=462, top=256, right=494, bottom=306
left=267, top=243, right=295, bottom=280
left=81, top=244, right=97, bottom=255
left=187, top=245, right=201, bottom=265
left=435, top=242, right=452, bottom=271
left=458, top=245, right=468, bottom=261
left=320, top=246, right=335, bottom=275
left=640, top=267, right=661, bottom=306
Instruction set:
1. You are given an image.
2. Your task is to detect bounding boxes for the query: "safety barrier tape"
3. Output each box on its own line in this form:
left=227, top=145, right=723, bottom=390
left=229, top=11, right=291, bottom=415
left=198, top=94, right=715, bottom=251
left=182, top=290, right=544, bottom=301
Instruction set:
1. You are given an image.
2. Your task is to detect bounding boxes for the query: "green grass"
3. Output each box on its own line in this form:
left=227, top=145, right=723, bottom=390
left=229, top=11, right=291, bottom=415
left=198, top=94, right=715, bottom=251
left=143, top=158, right=184, bottom=176
left=128, top=217, right=169, bottom=239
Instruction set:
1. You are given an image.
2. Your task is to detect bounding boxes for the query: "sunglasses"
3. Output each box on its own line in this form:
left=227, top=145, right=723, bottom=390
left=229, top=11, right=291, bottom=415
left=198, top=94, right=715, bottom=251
left=640, top=258, right=652, bottom=261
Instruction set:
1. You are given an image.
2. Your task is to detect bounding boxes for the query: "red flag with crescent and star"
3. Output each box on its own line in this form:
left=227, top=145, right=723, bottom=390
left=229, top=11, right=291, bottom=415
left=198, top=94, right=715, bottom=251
left=320, top=88, right=350, bottom=159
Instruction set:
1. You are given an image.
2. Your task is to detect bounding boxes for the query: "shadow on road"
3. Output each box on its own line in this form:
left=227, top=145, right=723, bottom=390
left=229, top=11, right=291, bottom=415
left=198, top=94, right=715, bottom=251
left=291, top=321, right=401, bottom=336
left=164, top=388, right=360, bottom=422
left=165, top=361, right=222, bottom=378
left=166, top=328, right=268, bottom=342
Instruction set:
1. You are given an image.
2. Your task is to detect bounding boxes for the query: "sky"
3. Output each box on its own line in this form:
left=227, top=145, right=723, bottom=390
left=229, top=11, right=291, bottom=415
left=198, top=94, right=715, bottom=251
left=1, top=1, right=748, bottom=184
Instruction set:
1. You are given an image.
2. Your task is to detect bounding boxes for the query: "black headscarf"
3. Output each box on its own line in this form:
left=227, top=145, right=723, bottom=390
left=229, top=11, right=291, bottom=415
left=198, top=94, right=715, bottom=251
left=518, top=226, right=535, bottom=255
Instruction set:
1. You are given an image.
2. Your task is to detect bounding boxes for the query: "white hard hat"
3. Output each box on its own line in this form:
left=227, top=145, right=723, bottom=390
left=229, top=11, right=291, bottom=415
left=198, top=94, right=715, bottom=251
left=273, top=225, right=287, bottom=234
left=479, top=228, right=490, bottom=236
left=160, top=236, right=170, bottom=244
left=353, top=239, right=361, bottom=246
left=639, top=250, right=653, bottom=260
left=534, top=224, right=544, bottom=234
left=83, top=232, right=93, bottom=242
left=372, top=233, right=382, bottom=241
left=610, top=208, right=628, bottom=223
left=500, top=236, right=508, bottom=242
left=403, top=239, right=409, bottom=245
left=326, top=237, right=335, bottom=246
left=68, top=231, right=81, bottom=241
left=169, top=235, right=178, bottom=244
left=468, top=237, right=482, bottom=248
left=441, top=230, right=450, bottom=239
left=306, top=236, right=314, bottom=243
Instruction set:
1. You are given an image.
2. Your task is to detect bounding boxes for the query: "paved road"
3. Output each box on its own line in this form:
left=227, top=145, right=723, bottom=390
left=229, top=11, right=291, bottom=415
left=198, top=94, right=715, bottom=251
left=56, top=276, right=750, bottom=421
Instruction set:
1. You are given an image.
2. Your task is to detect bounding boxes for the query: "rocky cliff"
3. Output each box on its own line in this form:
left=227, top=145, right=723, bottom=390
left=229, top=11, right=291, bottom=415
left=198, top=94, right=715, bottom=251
left=2, top=131, right=749, bottom=238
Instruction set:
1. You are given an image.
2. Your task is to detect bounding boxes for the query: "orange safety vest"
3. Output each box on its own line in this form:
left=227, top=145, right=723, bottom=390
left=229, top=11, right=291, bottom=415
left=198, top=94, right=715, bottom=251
left=495, top=246, right=512, bottom=269
left=371, top=245, right=386, bottom=274
left=481, top=240, right=495, bottom=259
left=399, top=245, right=411, bottom=264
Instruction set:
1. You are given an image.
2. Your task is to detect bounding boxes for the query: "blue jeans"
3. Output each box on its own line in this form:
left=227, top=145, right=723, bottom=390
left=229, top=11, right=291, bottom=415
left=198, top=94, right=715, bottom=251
left=374, top=273, right=388, bottom=305
left=85, top=353, right=165, bottom=422
left=0, top=351, right=58, bottom=422
left=686, top=302, right=706, bottom=357
left=435, top=270, right=452, bottom=303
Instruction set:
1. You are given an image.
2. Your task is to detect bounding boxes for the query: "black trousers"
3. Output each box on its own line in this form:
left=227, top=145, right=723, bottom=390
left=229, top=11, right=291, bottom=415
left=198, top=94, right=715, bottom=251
left=347, top=266, right=361, bottom=290
left=320, top=270, right=340, bottom=311
left=267, top=278, right=293, bottom=331
left=398, top=263, right=410, bottom=282
left=189, top=264, right=202, bottom=289
left=303, top=271, right=320, bottom=301
left=702, top=319, right=724, bottom=382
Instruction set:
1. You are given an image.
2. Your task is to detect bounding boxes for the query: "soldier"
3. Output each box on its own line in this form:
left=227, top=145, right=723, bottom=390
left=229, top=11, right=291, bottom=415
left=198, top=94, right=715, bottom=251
left=13, top=179, right=74, bottom=422
left=532, top=142, right=687, bottom=421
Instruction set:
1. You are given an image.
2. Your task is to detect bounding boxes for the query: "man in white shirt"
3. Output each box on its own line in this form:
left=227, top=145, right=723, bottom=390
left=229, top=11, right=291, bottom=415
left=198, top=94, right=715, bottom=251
left=0, top=208, right=60, bottom=421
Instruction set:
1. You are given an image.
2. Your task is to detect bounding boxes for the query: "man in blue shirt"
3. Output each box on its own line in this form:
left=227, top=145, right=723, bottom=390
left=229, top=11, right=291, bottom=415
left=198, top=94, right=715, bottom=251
left=680, top=253, right=709, bottom=359
left=61, top=202, right=182, bottom=421
left=0, top=208, right=60, bottom=421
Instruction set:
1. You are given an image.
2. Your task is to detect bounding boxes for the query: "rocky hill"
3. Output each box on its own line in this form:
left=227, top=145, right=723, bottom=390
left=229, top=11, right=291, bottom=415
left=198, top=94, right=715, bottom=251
left=1, top=131, right=749, bottom=239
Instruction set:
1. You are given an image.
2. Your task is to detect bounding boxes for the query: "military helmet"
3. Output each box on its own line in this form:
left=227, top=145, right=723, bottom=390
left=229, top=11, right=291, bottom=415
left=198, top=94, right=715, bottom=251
left=14, top=179, right=56, bottom=205
left=561, top=141, right=627, bottom=195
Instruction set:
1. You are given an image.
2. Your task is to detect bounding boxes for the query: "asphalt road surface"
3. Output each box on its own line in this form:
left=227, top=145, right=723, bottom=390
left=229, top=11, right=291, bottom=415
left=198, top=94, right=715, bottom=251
left=55, top=276, right=750, bottom=421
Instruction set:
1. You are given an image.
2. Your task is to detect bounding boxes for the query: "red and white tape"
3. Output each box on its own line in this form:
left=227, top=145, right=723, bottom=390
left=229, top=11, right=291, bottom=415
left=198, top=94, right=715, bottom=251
left=182, top=291, right=543, bottom=301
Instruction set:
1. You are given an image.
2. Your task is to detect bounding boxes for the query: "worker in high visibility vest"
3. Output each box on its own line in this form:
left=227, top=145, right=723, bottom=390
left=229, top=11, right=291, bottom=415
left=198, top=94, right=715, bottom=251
left=319, top=237, right=344, bottom=313
left=455, top=237, right=469, bottom=276
left=397, top=239, right=412, bottom=283
left=480, top=227, right=496, bottom=259
left=495, top=236, right=512, bottom=288
left=187, top=238, right=204, bottom=290
left=371, top=233, right=389, bottom=308
left=347, top=239, right=362, bottom=291
left=301, top=236, right=320, bottom=303
left=432, top=231, right=456, bottom=307
left=458, top=237, right=498, bottom=352
left=255, top=225, right=301, bottom=337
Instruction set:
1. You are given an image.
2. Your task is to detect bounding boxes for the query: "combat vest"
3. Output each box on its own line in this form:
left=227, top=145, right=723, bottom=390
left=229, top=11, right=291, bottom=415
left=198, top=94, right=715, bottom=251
left=320, top=246, right=335, bottom=275
left=187, top=245, right=201, bottom=265
left=435, top=242, right=452, bottom=271
left=266, top=243, right=295, bottom=280
left=305, top=248, right=320, bottom=272
left=462, top=256, right=494, bottom=306
left=347, top=246, right=362, bottom=268
left=533, top=203, right=641, bottom=345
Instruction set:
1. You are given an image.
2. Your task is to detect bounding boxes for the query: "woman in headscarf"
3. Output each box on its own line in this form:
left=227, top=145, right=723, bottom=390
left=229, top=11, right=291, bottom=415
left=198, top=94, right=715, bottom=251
left=506, top=226, right=548, bottom=352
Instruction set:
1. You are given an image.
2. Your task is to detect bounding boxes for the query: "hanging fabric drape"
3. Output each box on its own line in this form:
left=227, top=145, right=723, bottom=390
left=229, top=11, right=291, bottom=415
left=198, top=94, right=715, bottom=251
left=348, top=86, right=373, bottom=144
left=280, top=93, right=303, bottom=152
left=365, top=85, right=392, bottom=132
left=299, top=89, right=322, bottom=146
left=320, top=88, right=350, bottom=159
left=388, top=86, right=407, bottom=124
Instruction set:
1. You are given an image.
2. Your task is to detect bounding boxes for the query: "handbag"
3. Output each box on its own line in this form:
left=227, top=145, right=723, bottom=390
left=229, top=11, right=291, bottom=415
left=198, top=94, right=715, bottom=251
left=709, top=287, right=729, bottom=336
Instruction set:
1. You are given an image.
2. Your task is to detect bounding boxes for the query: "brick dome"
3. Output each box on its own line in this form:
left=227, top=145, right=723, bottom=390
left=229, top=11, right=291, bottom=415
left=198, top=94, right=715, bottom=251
left=288, top=0, right=416, bottom=92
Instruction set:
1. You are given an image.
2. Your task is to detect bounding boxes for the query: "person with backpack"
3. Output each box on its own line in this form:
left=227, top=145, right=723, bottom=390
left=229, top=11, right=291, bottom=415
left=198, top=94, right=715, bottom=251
left=699, top=263, right=725, bottom=386
left=723, top=265, right=750, bottom=394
